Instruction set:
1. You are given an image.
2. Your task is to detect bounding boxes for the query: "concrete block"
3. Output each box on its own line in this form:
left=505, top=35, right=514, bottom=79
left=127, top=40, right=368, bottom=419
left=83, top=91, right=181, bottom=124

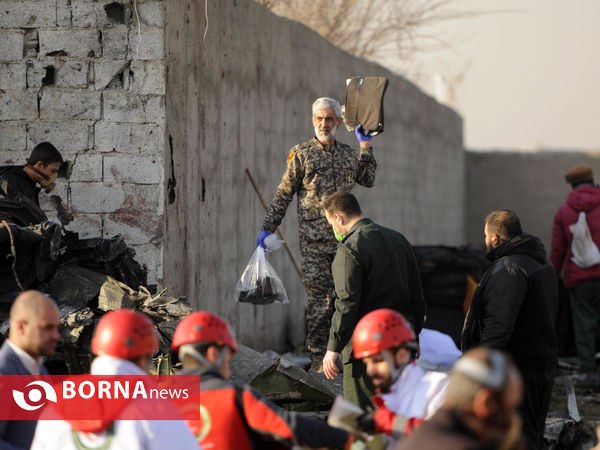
left=0, top=90, right=38, bottom=120
left=27, top=121, right=93, bottom=151
left=26, top=58, right=88, bottom=89
left=105, top=183, right=160, bottom=236
left=72, top=0, right=110, bottom=28
left=26, top=60, right=46, bottom=88
left=128, top=27, right=164, bottom=60
left=39, top=89, right=101, bottom=120
left=0, top=122, right=27, bottom=151
left=70, top=182, right=125, bottom=213
left=101, top=26, right=128, bottom=59
left=0, top=63, right=26, bottom=90
left=65, top=214, right=103, bottom=239
left=57, top=0, right=72, bottom=26
left=129, top=61, right=165, bottom=94
left=0, top=30, right=24, bottom=61
left=133, top=2, right=165, bottom=27
left=39, top=29, right=101, bottom=58
left=103, top=154, right=161, bottom=184
left=0, top=0, right=57, bottom=28
left=0, top=150, right=21, bottom=165
left=69, top=153, right=103, bottom=182
left=94, top=121, right=163, bottom=155
left=103, top=216, right=155, bottom=245
left=93, top=59, right=130, bottom=90
left=55, top=60, right=90, bottom=88
left=129, top=243, right=160, bottom=285
left=102, top=91, right=164, bottom=123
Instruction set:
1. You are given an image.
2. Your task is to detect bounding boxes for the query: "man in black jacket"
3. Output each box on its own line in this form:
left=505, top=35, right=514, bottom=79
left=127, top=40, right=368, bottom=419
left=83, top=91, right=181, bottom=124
left=0, top=142, right=63, bottom=207
left=461, top=209, right=558, bottom=450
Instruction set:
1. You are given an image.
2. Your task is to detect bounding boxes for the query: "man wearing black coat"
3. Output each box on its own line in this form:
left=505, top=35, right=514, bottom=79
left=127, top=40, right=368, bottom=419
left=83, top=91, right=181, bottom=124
left=462, top=209, right=558, bottom=450
left=0, top=142, right=63, bottom=207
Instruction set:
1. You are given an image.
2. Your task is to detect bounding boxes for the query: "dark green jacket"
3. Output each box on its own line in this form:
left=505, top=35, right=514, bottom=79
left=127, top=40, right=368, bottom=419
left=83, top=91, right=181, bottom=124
left=327, top=218, right=426, bottom=361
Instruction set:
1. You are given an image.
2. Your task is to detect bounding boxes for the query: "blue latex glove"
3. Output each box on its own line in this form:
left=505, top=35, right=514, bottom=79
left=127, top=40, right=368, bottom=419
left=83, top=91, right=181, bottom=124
left=355, top=124, right=372, bottom=143
left=256, top=230, right=271, bottom=249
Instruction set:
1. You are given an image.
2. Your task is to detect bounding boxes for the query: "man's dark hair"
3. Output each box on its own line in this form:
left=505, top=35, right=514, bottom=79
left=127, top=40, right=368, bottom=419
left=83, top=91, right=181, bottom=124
left=322, top=191, right=362, bottom=217
left=28, top=142, right=63, bottom=166
left=484, top=209, right=522, bottom=240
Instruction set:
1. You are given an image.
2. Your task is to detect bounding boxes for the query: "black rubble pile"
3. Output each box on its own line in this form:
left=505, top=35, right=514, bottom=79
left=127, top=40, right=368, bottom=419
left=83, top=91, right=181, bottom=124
left=54, top=278, right=192, bottom=374
left=412, top=245, right=489, bottom=347
left=0, top=196, right=190, bottom=375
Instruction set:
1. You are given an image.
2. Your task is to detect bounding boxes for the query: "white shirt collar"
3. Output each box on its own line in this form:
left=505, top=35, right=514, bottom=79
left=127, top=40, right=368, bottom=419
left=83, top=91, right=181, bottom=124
left=91, top=355, right=147, bottom=376
left=6, top=339, right=44, bottom=375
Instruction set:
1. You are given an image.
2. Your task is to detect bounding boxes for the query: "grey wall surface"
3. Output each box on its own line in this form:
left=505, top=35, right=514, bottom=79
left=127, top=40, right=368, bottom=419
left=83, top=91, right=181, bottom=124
left=165, top=0, right=465, bottom=352
left=466, top=150, right=600, bottom=252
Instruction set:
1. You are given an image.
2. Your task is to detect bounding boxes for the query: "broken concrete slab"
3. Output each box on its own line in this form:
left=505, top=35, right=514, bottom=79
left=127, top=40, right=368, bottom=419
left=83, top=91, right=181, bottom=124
left=231, top=344, right=339, bottom=412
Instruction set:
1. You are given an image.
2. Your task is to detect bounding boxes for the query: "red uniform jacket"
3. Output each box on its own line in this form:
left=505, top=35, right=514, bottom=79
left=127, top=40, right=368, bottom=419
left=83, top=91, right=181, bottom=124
left=182, top=367, right=349, bottom=449
left=551, top=185, right=600, bottom=287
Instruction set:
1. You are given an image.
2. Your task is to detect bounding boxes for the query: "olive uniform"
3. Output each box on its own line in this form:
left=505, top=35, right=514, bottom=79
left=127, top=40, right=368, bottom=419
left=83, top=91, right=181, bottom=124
left=327, top=218, right=426, bottom=408
left=263, top=137, right=377, bottom=361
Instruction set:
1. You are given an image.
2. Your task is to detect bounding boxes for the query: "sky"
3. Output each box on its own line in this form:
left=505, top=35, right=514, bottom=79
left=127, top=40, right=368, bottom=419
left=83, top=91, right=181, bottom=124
left=390, top=0, right=600, bottom=150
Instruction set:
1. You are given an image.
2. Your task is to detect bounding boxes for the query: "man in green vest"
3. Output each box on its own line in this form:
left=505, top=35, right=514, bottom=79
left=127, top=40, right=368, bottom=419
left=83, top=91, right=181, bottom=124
left=322, top=191, right=426, bottom=409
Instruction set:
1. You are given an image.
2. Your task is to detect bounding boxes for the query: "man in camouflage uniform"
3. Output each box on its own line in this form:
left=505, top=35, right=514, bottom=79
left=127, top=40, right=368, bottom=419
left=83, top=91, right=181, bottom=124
left=256, top=97, right=377, bottom=370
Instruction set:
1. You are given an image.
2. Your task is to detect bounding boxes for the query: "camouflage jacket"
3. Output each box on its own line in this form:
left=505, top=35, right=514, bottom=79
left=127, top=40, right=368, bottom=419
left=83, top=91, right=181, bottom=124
left=263, top=137, right=377, bottom=242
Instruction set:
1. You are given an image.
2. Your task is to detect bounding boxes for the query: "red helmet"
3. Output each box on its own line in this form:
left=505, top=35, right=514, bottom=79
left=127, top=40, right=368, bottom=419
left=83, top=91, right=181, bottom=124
left=91, top=309, right=159, bottom=359
left=171, top=311, right=237, bottom=354
left=353, top=309, right=416, bottom=359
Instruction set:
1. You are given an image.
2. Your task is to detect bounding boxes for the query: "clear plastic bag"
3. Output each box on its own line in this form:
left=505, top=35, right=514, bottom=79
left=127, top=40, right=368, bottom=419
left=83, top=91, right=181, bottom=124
left=234, top=246, right=289, bottom=305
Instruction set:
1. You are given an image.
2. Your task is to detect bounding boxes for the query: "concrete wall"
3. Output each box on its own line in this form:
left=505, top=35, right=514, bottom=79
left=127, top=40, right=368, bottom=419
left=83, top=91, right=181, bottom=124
left=165, top=0, right=465, bottom=352
left=466, top=150, right=600, bottom=251
left=0, top=0, right=165, bottom=285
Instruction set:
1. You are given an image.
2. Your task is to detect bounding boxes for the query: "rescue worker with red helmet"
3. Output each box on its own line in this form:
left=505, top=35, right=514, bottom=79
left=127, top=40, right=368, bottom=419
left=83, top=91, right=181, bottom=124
left=32, top=309, right=198, bottom=450
left=352, top=308, right=448, bottom=446
left=172, top=310, right=355, bottom=449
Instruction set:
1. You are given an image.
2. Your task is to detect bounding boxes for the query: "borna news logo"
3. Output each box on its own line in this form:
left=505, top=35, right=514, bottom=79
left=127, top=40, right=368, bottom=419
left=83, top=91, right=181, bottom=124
left=12, top=380, right=58, bottom=411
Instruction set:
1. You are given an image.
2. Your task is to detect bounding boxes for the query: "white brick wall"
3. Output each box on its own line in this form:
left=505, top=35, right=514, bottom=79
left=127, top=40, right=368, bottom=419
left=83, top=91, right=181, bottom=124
left=0, top=90, right=38, bottom=120
left=94, top=121, right=163, bottom=155
left=0, top=0, right=166, bottom=286
left=0, top=1, right=58, bottom=29
left=0, top=30, right=25, bottom=61
left=39, top=89, right=102, bottom=120
left=103, top=91, right=164, bottom=123
left=0, top=63, right=26, bottom=90
left=27, top=121, right=93, bottom=151
left=39, top=29, right=102, bottom=58
left=0, top=122, right=27, bottom=151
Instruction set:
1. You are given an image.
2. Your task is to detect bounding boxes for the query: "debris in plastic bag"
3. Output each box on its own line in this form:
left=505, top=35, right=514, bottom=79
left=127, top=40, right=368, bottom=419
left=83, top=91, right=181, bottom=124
left=235, top=246, right=289, bottom=305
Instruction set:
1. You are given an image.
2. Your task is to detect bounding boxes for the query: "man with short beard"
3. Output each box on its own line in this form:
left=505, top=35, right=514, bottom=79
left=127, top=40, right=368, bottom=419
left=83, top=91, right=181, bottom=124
left=400, top=348, right=525, bottom=450
left=256, top=97, right=378, bottom=371
left=350, top=309, right=448, bottom=447
left=462, top=209, right=558, bottom=450
left=0, top=290, right=60, bottom=449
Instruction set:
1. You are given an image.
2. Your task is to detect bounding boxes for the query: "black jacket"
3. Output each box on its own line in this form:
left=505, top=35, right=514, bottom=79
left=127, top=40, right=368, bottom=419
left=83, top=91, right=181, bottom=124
left=0, top=166, right=40, bottom=206
left=461, top=233, right=558, bottom=372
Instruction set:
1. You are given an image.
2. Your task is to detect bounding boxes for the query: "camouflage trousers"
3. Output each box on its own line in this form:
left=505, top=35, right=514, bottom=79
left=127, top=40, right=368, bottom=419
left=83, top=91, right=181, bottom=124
left=300, top=239, right=337, bottom=360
